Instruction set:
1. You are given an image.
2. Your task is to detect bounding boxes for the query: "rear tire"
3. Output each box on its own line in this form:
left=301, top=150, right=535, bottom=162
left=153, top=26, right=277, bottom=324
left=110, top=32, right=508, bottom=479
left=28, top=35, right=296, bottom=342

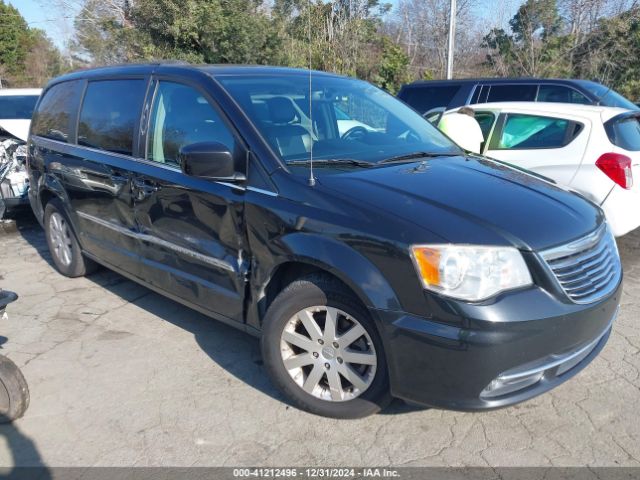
left=261, top=274, right=391, bottom=418
left=44, top=199, right=97, bottom=277
left=0, top=355, right=29, bottom=423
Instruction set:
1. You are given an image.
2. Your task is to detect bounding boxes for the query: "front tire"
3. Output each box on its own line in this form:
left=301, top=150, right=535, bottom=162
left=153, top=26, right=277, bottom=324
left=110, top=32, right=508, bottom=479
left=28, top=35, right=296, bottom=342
left=261, top=275, right=391, bottom=418
left=44, top=199, right=97, bottom=277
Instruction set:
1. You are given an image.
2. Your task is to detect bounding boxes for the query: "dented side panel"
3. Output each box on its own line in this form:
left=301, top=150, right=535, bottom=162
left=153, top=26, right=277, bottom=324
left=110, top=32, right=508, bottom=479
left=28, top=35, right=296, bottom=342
left=132, top=164, right=249, bottom=323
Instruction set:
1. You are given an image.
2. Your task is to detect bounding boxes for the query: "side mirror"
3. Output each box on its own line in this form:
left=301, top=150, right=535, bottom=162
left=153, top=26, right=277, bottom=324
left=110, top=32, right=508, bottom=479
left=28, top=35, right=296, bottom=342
left=178, top=142, right=245, bottom=181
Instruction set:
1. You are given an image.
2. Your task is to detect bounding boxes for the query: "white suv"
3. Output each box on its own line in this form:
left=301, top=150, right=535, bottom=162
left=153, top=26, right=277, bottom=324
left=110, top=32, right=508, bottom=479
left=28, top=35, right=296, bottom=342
left=440, top=102, right=640, bottom=237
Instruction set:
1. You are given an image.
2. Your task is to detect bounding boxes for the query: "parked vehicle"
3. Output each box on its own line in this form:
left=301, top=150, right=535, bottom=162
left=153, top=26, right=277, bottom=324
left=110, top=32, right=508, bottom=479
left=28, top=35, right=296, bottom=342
left=0, top=88, right=42, bottom=218
left=0, top=289, right=29, bottom=423
left=27, top=64, right=621, bottom=418
left=398, top=78, right=638, bottom=123
left=437, top=102, right=639, bottom=237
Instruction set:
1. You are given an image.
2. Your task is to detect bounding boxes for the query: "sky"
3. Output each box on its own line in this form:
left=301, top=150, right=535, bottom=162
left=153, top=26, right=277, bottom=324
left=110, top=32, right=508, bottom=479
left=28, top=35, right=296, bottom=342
left=10, top=0, right=522, bottom=52
left=9, top=0, right=78, bottom=49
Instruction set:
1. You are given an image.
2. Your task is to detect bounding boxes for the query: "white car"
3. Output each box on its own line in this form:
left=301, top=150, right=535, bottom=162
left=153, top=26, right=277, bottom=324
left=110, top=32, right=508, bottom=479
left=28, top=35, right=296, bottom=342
left=0, top=88, right=41, bottom=218
left=440, top=102, right=640, bottom=237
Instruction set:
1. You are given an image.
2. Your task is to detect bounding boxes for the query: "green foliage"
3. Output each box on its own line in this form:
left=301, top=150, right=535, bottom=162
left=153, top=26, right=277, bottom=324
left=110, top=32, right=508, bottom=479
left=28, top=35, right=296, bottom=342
left=572, top=8, right=640, bottom=101
left=71, top=0, right=407, bottom=91
left=373, top=36, right=410, bottom=94
left=0, top=0, right=63, bottom=87
left=509, top=0, right=560, bottom=42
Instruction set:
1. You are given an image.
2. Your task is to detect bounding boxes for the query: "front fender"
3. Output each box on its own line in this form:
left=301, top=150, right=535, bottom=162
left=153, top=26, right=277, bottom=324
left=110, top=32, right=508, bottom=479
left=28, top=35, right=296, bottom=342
left=251, top=232, right=402, bottom=324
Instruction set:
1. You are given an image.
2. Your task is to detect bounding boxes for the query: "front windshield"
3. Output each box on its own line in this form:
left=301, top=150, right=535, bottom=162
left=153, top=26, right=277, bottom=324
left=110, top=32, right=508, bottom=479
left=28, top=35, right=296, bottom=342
left=579, top=81, right=638, bottom=110
left=217, top=74, right=461, bottom=164
left=0, top=95, right=39, bottom=120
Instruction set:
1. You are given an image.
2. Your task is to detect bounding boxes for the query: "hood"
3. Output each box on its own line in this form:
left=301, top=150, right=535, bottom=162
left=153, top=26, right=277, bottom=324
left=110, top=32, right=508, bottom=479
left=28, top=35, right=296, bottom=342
left=318, top=156, right=603, bottom=251
left=0, top=119, right=30, bottom=142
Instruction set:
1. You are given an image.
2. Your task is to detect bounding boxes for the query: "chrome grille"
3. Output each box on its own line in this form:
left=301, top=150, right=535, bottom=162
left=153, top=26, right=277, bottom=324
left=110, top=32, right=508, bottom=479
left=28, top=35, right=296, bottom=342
left=541, top=225, right=621, bottom=304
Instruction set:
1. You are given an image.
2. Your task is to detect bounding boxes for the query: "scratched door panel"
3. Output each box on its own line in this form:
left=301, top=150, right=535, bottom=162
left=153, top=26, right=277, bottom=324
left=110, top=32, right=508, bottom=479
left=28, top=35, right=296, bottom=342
left=132, top=169, right=247, bottom=322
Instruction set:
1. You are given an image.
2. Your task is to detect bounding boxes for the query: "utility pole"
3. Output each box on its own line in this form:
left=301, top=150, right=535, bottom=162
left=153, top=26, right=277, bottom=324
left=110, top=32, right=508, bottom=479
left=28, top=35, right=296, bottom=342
left=446, top=0, right=456, bottom=79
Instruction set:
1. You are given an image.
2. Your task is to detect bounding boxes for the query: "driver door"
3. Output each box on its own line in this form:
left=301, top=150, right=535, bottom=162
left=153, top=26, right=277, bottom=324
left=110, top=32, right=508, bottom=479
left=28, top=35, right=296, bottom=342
left=132, top=79, right=249, bottom=323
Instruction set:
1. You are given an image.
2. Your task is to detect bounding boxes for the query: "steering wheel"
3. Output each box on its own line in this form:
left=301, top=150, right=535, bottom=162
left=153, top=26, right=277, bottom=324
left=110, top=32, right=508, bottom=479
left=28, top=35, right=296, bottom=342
left=341, top=126, right=369, bottom=141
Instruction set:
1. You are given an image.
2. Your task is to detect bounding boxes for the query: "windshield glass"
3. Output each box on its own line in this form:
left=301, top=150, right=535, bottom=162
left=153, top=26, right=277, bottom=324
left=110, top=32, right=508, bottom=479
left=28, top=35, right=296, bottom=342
left=217, top=74, right=461, bottom=164
left=579, top=81, right=638, bottom=110
left=0, top=95, right=39, bottom=119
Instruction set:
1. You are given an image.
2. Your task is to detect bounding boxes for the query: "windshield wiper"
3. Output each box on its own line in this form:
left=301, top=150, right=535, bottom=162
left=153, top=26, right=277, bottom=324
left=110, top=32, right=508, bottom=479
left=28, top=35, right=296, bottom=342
left=287, top=158, right=374, bottom=168
left=377, top=151, right=461, bottom=164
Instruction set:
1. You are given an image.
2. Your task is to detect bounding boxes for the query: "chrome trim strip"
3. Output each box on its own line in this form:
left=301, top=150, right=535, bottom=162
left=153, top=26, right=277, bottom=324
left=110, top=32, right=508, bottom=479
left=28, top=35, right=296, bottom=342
left=76, top=211, right=235, bottom=273
left=539, top=224, right=621, bottom=304
left=246, top=186, right=278, bottom=197
left=499, top=307, right=617, bottom=383
left=541, top=224, right=607, bottom=261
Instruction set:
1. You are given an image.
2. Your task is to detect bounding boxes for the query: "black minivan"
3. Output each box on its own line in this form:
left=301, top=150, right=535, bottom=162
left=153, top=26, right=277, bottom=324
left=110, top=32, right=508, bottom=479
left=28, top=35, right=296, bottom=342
left=27, top=64, right=622, bottom=418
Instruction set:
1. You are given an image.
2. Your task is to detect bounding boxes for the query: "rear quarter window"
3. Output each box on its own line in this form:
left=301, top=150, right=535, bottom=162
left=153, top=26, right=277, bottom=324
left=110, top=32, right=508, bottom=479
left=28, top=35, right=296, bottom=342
left=399, top=85, right=461, bottom=114
left=78, top=79, right=147, bottom=156
left=32, top=81, right=83, bottom=143
left=606, top=117, right=640, bottom=151
left=537, top=85, right=590, bottom=104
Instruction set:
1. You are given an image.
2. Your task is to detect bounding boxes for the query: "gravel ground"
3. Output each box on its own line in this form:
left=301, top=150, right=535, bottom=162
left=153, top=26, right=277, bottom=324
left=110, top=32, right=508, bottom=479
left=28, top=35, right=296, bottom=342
left=0, top=214, right=638, bottom=468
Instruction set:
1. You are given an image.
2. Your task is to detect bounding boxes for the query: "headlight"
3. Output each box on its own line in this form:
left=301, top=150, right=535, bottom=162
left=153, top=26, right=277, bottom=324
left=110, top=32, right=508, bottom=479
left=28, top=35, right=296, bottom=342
left=410, top=245, right=532, bottom=301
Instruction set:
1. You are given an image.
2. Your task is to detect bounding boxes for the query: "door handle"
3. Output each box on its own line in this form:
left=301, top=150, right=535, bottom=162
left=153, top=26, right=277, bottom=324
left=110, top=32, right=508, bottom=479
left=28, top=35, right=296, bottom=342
left=132, top=177, right=160, bottom=200
left=110, top=174, right=129, bottom=184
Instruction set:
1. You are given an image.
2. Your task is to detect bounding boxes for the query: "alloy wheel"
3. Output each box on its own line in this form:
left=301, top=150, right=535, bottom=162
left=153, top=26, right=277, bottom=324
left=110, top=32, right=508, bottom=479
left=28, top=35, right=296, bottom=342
left=280, top=306, right=377, bottom=402
left=48, top=212, right=73, bottom=267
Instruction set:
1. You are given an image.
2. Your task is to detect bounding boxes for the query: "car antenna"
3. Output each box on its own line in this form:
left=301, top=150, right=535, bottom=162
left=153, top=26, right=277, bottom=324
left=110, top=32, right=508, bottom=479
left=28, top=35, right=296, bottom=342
left=307, top=0, right=316, bottom=187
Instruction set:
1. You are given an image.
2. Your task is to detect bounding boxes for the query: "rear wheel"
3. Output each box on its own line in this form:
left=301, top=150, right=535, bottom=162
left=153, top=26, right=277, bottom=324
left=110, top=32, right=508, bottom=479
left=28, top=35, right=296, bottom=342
left=261, top=275, right=390, bottom=418
left=44, top=199, right=97, bottom=277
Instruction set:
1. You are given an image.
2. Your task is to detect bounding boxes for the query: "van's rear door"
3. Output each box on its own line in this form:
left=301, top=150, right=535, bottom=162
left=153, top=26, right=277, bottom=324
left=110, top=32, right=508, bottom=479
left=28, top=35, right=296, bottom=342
left=71, top=77, right=150, bottom=277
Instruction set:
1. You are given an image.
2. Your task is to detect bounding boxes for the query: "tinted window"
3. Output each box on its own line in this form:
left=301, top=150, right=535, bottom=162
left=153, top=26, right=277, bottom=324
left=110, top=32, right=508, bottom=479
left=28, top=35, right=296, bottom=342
left=32, top=81, right=82, bottom=143
left=0, top=95, right=39, bottom=120
left=487, top=85, right=537, bottom=103
left=474, top=112, right=496, bottom=140
left=578, top=81, right=638, bottom=110
left=498, top=114, right=574, bottom=149
left=78, top=79, right=147, bottom=156
left=607, top=117, right=640, bottom=151
left=399, top=85, right=461, bottom=114
left=147, top=82, right=236, bottom=166
left=537, top=85, right=589, bottom=104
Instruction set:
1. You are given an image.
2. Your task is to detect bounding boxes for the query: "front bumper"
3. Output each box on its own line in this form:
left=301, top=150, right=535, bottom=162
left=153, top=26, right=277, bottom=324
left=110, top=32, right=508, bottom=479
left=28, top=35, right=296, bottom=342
left=373, top=280, right=621, bottom=410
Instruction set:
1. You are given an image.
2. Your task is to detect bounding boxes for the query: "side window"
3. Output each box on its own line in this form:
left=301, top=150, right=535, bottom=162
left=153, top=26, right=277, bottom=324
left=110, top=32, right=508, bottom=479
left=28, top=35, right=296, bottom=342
left=537, top=85, right=590, bottom=104
left=399, top=85, right=461, bottom=114
left=32, top=81, right=83, bottom=143
left=497, top=114, right=576, bottom=149
left=78, top=79, right=147, bottom=156
left=474, top=112, right=496, bottom=140
left=487, top=85, right=537, bottom=103
left=147, top=82, right=236, bottom=166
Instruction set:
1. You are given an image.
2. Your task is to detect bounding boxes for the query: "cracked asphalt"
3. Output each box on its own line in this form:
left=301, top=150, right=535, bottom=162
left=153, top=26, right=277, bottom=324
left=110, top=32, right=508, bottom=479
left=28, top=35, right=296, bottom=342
left=0, top=215, right=639, bottom=468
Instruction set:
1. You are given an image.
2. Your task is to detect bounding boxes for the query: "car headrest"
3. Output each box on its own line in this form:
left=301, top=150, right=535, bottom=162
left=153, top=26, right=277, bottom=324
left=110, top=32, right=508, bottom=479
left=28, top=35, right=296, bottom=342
left=267, top=97, right=298, bottom=124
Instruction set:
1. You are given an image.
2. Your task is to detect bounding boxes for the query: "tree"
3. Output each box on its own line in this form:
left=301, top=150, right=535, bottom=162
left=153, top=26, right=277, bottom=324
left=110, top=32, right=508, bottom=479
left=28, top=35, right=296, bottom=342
left=573, top=7, right=640, bottom=100
left=390, top=0, right=479, bottom=79
left=483, top=0, right=572, bottom=76
left=0, top=0, right=31, bottom=85
left=0, top=1, right=63, bottom=87
left=373, top=36, right=410, bottom=93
